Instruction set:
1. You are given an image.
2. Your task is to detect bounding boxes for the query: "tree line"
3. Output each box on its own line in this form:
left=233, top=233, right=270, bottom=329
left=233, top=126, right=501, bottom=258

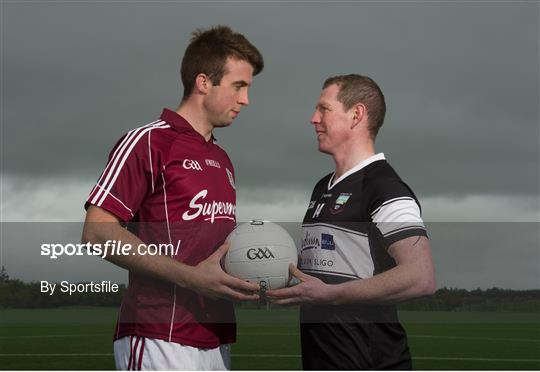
left=398, top=287, right=540, bottom=312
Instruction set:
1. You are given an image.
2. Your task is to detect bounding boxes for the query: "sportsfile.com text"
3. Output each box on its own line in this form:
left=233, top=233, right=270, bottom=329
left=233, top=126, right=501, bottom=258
left=40, top=240, right=182, bottom=259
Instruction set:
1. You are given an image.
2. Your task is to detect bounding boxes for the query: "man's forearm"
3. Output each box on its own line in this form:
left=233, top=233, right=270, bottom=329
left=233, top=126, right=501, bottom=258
left=82, top=221, right=195, bottom=288
left=330, top=262, right=435, bottom=305
left=83, top=205, right=259, bottom=302
left=267, top=236, right=435, bottom=306
left=329, top=236, right=435, bottom=305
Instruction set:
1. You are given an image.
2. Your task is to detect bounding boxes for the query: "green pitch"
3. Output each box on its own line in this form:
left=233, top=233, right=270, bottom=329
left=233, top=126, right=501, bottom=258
left=0, top=307, right=538, bottom=370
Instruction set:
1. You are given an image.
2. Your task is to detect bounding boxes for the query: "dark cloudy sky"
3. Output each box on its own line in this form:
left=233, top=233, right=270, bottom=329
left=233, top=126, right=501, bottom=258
left=1, top=1, right=538, bottom=289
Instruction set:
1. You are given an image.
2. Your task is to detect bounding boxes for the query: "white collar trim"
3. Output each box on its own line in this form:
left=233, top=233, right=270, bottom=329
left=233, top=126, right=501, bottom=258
left=328, top=153, right=386, bottom=190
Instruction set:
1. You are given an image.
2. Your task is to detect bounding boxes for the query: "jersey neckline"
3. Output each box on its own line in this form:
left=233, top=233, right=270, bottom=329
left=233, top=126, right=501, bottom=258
left=328, top=153, right=386, bottom=190
left=160, top=108, right=217, bottom=143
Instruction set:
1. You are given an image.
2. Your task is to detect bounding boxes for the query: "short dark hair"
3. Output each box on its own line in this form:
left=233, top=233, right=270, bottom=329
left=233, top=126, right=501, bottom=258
left=323, top=74, right=386, bottom=139
left=181, top=25, right=264, bottom=98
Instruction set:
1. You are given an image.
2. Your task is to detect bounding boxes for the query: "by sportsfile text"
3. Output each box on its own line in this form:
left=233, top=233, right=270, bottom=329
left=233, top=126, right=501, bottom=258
left=40, top=280, right=119, bottom=295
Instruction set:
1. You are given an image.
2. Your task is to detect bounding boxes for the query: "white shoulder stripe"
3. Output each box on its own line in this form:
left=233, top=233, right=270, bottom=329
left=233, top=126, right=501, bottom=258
left=372, top=198, right=425, bottom=237
left=90, top=120, right=163, bottom=205
left=148, top=130, right=154, bottom=193
left=96, top=123, right=170, bottom=207
left=370, top=197, right=414, bottom=217
left=372, top=198, right=422, bottom=224
left=91, top=122, right=164, bottom=205
left=95, top=185, right=134, bottom=217
left=91, top=120, right=162, bottom=201
left=384, top=225, right=426, bottom=238
left=93, top=122, right=170, bottom=207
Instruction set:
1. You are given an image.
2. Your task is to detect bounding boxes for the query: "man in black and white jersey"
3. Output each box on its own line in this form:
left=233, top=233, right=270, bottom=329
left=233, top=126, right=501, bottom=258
left=267, top=74, right=435, bottom=370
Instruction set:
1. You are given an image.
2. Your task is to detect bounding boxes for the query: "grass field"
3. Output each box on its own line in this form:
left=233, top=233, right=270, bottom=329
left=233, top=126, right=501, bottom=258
left=0, top=307, right=539, bottom=370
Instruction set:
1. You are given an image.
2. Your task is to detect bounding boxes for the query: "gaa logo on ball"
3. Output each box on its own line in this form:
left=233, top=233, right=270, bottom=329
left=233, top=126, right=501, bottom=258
left=224, top=221, right=298, bottom=290
left=246, top=247, right=275, bottom=260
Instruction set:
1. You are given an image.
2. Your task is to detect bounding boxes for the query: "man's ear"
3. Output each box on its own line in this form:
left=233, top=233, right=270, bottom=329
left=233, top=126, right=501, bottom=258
left=350, top=103, right=367, bottom=129
left=194, top=73, right=210, bottom=94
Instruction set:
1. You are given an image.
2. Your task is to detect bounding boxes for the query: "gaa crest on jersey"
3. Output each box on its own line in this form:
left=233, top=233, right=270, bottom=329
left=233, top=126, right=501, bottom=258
left=182, top=159, right=202, bottom=171
left=331, top=193, right=352, bottom=214
left=226, top=168, right=235, bottom=190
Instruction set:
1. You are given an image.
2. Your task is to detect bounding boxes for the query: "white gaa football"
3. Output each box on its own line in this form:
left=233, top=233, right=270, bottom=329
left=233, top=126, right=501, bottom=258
left=224, top=220, right=298, bottom=290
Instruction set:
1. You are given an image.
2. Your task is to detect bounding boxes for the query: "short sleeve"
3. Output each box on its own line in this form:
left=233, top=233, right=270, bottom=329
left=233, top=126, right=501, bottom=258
left=85, top=130, right=153, bottom=222
left=369, top=179, right=428, bottom=246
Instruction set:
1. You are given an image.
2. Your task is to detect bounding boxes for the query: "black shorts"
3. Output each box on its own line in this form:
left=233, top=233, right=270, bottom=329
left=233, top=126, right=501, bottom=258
left=301, top=322, right=412, bottom=370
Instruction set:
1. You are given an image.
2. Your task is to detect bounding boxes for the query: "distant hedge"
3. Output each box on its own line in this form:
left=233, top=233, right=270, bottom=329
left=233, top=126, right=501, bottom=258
left=398, top=287, right=540, bottom=312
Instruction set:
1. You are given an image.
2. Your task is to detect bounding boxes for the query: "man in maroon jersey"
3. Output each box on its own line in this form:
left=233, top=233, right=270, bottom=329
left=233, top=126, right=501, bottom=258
left=82, top=26, right=264, bottom=370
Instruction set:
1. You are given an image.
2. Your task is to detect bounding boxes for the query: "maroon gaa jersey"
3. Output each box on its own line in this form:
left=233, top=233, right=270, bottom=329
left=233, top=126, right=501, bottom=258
left=85, top=109, right=237, bottom=348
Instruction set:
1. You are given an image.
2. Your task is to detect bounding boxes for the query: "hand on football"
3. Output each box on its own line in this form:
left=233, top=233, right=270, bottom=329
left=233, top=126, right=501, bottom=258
left=188, top=242, right=260, bottom=301
left=266, top=264, right=334, bottom=305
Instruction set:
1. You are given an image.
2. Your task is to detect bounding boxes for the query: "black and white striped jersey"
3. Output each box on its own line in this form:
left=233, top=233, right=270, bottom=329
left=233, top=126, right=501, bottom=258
left=300, top=153, right=427, bottom=283
left=299, top=153, right=427, bottom=370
